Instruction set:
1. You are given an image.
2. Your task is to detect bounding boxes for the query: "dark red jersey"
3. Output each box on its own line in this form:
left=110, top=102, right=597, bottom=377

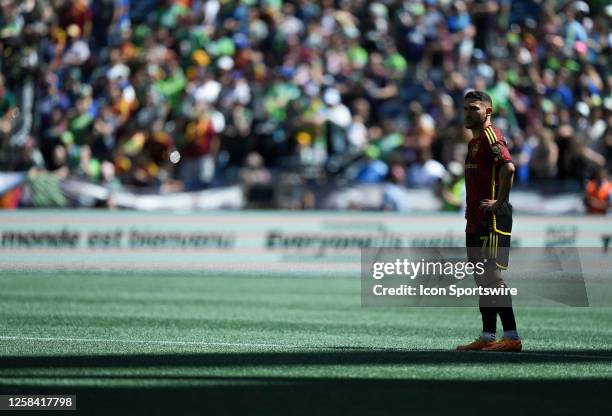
left=464, top=125, right=513, bottom=233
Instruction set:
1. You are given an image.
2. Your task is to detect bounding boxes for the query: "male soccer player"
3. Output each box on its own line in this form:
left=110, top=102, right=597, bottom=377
left=456, top=90, right=522, bottom=352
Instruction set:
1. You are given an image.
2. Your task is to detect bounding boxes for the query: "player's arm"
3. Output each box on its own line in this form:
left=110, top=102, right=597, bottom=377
left=480, top=129, right=514, bottom=212
left=480, top=162, right=514, bottom=212
left=492, top=162, right=515, bottom=210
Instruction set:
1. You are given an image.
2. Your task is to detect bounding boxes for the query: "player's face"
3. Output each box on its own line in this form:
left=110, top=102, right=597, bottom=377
left=463, top=99, right=490, bottom=129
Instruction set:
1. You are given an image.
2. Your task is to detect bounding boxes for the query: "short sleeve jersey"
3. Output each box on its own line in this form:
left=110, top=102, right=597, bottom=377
left=464, top=125, right=513, bottom=233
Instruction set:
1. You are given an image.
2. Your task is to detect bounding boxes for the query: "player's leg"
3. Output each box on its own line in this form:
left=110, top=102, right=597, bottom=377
left=482, top=209, right=522, bottom=351
left=457, top=232, right=496, bottom=351
left=492, top=233, right=518, bottom=334
left=479, top=260, right=520, bottom=351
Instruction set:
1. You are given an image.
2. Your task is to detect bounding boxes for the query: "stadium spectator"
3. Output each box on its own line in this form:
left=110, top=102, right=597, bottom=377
left=529, top=127, right=558, bottom=180
left=0, top=74, right=17, bottom=141
left=439, top=160, right=465, bottom=212
left=584, top=167, right=612, bottom=214
left=239, top=151, right=272, bottom=208
left=0, top=0, right=608, bottom=209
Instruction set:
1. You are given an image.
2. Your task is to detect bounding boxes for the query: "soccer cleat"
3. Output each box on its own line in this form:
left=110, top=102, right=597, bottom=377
left=456, top=337, right=496, bottom=351
left=481, top=337, right=522, bottom=352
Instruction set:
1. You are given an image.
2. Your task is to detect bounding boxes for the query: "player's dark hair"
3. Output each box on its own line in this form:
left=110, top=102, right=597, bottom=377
left=464, top=90, right=493, bottom=106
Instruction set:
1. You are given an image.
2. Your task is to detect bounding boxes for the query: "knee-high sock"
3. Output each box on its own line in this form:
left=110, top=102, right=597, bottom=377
left=498, top=307, right=517, bottom=331
left=479, top=306, right=497, bottom=333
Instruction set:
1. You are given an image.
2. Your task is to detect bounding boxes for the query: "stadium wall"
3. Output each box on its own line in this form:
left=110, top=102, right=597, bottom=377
left=0, top=210, right=610, bottom=274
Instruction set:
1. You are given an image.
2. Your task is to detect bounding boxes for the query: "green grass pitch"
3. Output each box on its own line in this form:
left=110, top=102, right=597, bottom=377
left=0, top=271, right=611, bottom=415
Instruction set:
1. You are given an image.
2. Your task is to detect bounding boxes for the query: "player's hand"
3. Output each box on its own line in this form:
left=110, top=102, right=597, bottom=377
left=480, top=199, right=498, bottom=212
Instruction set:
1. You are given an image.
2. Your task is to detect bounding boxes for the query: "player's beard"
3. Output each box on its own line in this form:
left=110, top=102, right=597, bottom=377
left=464, top=115, right=484, bottom=130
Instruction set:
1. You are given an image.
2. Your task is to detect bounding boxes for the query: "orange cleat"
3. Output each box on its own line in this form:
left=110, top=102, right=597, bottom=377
left=456, top=337, right=496, bottom=351
left=482, top=337, right=522, bottom=352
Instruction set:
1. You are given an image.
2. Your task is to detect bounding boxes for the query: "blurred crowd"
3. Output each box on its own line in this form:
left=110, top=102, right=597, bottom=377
left=0, top=0, right=610, bottom=210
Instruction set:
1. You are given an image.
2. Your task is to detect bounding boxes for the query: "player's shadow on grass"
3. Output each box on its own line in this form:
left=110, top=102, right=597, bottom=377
left=1, top=349, right=611, bottom=369
left=2, top=351, right=612, bottom=415
left=0, top=377, right=611, bottom=416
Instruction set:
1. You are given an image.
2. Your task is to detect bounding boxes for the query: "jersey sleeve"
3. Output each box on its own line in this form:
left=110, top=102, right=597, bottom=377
left=484, top=127, right=512, bottom=166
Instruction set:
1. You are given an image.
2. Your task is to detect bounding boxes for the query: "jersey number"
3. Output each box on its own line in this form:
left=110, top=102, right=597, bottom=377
left=480, top=235, right=489, bottom=250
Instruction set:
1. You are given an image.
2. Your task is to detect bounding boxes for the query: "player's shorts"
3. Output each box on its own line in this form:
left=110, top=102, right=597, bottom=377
left=466, top=202, right=512, bottom=270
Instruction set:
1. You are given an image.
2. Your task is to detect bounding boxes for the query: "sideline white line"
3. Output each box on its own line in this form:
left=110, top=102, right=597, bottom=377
left=0, top=336, right=610, bottom=361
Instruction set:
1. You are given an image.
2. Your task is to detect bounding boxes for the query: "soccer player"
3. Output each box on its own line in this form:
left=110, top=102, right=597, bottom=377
left=456, top=90, right=522, bottom=352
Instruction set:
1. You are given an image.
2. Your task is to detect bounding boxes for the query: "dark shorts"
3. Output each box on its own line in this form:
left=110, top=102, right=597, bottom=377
left=466, top=202, right=512, bottom=269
